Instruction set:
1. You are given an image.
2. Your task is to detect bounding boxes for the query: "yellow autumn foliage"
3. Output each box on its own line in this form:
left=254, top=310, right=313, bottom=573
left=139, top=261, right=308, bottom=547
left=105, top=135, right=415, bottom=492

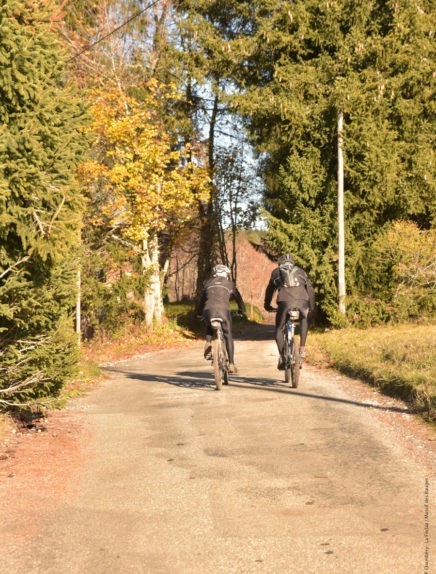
left=80, top=83, right=209, bottom=243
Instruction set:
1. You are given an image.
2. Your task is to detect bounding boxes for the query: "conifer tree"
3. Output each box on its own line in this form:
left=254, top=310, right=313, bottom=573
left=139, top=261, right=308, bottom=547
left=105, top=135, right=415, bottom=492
left=0, top=0, right=88, bottom=408
left=179, top=0, right=435, bottom=324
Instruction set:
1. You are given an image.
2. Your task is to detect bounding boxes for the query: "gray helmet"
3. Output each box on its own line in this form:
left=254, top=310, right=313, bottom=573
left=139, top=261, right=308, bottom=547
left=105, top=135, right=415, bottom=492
left=278, top=254, right=294, bottom=266
left=213, top=264, right=231, bottom=279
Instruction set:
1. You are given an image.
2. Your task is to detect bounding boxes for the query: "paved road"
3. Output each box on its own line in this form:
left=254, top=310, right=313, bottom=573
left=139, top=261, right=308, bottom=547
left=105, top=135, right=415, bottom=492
left=1, top=326, right=433, bottom=573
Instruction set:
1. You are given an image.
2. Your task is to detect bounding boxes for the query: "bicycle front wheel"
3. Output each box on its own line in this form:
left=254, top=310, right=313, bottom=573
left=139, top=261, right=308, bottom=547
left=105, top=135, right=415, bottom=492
left=212, top=337, right=224, bottom=390
left=290, top=335, right=300, bottom=388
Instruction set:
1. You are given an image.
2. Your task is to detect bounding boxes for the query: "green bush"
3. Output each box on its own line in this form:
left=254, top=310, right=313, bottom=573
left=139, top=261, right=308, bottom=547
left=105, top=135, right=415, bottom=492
left=346, top=296, right=389, bottom=328
left=80, top=242, right=150, bottom=340
left=0, top=319, right=78, bottom=410
left=353, top=221, right=435, bottom=326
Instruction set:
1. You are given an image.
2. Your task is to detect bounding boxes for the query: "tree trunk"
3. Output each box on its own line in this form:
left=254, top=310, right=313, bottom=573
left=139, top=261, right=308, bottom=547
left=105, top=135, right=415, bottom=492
left=151, top=235, right=163, bottom=324
left=142, top=234, right=164, bottom=328
left=196, top=91, right=220, bottom=297
left=142, top=238, right=153, bottom=328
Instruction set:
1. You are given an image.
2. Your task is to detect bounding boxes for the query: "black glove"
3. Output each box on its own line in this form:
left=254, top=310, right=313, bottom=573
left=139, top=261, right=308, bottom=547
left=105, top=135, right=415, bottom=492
left=264, top=304, right=274, bottom=312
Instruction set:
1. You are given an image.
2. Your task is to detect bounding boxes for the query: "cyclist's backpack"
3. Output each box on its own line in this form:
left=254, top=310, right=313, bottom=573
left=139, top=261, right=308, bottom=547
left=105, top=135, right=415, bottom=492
left=279, top=263, right=300, bottom=288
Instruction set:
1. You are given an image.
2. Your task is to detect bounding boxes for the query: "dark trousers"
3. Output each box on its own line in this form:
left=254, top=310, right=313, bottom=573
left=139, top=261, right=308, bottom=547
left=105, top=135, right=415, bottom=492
left=202, top=308, right=234, bottom=363
left=275, top=300, right=309, bottom=355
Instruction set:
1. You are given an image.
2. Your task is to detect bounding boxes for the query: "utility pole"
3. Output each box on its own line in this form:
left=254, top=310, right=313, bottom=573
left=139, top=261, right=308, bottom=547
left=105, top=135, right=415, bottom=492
left=337, top=110, right=346, bottom=315
left=76, top=268, right=81, bottom=346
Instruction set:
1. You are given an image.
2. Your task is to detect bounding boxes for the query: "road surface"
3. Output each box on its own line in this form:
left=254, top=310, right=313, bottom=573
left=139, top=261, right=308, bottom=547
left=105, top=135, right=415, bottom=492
left=1, top=325, right=434, bottom=573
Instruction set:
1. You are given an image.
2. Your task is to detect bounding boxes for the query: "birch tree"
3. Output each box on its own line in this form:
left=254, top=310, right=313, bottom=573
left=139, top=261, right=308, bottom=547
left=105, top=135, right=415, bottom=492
left=80, top=84, right=209, bottom=327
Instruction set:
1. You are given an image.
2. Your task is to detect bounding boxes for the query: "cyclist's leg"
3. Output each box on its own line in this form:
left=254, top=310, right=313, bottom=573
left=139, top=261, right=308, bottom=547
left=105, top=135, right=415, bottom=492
left=202, top=309, right=214, bottom=358
left=275, top=302, right=289, bottom=356
left=221, top=311, right=234, bottom=364
left=298, top=302, right=310, bottom=347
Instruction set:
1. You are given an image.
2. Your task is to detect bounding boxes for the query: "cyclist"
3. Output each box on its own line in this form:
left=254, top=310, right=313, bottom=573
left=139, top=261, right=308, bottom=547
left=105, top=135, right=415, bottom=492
left=264, top=254, right=315, bottom=370
left=196, top=264, right=247, bottom=374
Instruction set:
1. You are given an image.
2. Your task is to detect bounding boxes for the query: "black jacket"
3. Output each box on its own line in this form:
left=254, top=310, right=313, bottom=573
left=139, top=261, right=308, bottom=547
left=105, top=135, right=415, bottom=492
left=264, top=266, right=315, bottom=310
left=197, top=276, right=246, bottom=315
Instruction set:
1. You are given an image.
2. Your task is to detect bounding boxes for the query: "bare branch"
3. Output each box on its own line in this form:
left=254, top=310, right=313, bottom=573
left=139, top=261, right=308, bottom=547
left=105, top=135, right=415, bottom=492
left=110, top=234, right=143, bottom=253
left=0, top=255, right=31, bottom=280
left=47, top=195, right=66, bottom=235
left=32, top=209, right=46, bottom=235
left=0, top=372, right=48, bottom=395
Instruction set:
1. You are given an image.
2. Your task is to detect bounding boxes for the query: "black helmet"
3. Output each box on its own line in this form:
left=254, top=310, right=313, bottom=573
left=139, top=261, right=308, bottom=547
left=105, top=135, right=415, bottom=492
left=213, top=264, right=231, bottom=278
left=278, top=254, right=294, bottom=266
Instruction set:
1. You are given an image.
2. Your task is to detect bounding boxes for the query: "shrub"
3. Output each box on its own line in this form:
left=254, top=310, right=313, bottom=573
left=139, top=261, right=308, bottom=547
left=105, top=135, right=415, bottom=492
left=356, top=221, right=435, bottom=325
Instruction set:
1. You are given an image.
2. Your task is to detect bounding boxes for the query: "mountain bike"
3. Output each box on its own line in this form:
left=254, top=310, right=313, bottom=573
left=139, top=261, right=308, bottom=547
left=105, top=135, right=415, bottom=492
left=282, top=308, right=301, bottom=388
left=210, top=317, right=229, bottom=391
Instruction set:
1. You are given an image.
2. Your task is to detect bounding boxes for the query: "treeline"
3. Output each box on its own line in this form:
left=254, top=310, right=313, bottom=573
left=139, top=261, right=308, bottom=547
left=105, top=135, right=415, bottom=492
left=0, top=0, right=434, bottom=408
left=180, top=0, right=435, bottom=325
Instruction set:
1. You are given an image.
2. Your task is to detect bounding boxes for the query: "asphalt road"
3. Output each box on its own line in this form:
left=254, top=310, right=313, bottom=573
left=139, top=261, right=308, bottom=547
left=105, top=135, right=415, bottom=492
left=1, top=325, right=433, bottom=573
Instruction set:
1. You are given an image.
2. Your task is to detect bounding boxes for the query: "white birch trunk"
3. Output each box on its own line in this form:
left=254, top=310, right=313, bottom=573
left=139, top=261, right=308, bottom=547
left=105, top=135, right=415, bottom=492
left=142, top=234, right=165, bottom=328
left=150, top=235, right=163, bottom=324
left=142, top=236, right=154, bottom=328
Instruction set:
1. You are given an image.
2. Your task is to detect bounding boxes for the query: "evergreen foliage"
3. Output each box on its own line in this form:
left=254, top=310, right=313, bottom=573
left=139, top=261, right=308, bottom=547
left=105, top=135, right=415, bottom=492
left=178, top=0, right=435, bottom=325
left=0, top=0, right=88, bottom=408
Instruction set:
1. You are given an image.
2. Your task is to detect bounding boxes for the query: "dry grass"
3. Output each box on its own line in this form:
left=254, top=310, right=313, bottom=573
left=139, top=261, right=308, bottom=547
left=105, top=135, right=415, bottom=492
left=309, top=323, right=435, bottom=420
left=82, top=320, right=199, bottom=365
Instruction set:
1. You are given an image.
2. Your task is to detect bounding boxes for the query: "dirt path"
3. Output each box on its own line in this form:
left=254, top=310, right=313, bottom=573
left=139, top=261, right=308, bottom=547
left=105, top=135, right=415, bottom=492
left=0, top=325, right=434, bottom=573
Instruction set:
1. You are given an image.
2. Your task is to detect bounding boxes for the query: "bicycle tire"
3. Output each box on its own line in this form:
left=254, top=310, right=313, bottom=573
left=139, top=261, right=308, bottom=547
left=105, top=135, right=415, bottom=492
left=221, top=333, right=229, bottom=385
left=290, top=335, right=300, bottom=388
left=283, top=336, right=291, bottom=384
left=212, top=337, right=223, bottom=390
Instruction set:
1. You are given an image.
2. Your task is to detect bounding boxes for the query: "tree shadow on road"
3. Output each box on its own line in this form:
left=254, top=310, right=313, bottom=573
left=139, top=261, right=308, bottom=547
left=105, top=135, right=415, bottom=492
left=233, top=323, right=276, bottom=341
left=103, top=366, right=410, bottom=414
left=104, top=367, right=217, bottom=391
left=230, top=376, right=410, bottom=413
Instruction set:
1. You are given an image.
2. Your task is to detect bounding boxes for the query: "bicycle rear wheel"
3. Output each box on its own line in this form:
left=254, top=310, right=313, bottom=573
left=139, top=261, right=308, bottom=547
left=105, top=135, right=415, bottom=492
left=212, top=337, right=224, bottom=390
left=283, top=337, right=291, bottom=384
left=290, top=335, right=300, bottom=388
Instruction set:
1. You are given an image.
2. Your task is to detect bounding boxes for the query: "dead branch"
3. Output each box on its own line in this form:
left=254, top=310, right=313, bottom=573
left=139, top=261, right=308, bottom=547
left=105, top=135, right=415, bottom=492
left=32, top=209, right=46, bottom=235
left=0, top=255, right=31, bottom=280
left=47, top=194, right=66, bottom=235
left=110, top=234, right=143, bottom=253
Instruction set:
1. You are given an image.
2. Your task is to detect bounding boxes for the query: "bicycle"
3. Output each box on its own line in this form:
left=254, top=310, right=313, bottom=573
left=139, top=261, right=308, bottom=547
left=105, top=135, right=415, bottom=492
left=282, top=308, right=302, bottom=388
left=209, top=317, right=229, bottom=391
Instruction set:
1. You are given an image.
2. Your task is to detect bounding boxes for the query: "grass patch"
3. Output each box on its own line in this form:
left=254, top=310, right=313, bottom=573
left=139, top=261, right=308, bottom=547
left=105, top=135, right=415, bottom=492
left=59, top=357, right=103, bottom=403
left=165, top=300, right=263, bottom=338
left=165, top=301, right=203, bottom=338
left=83, top=305, right=203, bottom=365
left=309, top=323, right=436, bottom=421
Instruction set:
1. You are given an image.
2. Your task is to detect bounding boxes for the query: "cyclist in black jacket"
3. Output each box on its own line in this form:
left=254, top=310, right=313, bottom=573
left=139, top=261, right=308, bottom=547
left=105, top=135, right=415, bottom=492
left=264, top=254, right=315, bottom=370
left=197, top=264, right=246, bottom=374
